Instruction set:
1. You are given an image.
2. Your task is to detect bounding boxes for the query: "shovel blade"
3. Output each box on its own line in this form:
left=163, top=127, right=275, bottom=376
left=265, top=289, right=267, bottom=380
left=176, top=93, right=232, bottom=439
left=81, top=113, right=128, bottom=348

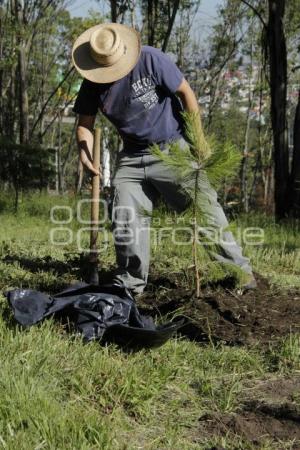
left=89, top=263, right=99, bottom=285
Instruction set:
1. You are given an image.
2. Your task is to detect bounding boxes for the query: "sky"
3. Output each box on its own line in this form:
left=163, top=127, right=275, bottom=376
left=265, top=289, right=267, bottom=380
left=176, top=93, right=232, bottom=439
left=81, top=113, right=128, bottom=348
left=67, top=0, right=221, bottom=43
left=68, top=0, right=221, bottom=23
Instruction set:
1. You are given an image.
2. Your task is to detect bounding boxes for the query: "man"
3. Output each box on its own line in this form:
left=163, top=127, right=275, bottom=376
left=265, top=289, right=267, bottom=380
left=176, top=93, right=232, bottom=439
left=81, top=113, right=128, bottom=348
left=72, top=22, right=256, bottom=294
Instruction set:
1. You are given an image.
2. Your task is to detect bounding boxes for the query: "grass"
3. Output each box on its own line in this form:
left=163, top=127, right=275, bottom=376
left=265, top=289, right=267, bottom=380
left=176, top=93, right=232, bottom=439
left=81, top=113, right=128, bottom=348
left=235, top=213, right=300, bottom=288
left=149, top=207, right=300, bottom=289
left=0, top=191, right=299, bottom=449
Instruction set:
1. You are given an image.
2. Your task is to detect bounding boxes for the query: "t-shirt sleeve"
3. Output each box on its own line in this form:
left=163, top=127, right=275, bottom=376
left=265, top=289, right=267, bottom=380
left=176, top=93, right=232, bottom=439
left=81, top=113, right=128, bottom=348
left=73, top=79, right=99, bottom=116
left=152, top=49, right=184, bottom=94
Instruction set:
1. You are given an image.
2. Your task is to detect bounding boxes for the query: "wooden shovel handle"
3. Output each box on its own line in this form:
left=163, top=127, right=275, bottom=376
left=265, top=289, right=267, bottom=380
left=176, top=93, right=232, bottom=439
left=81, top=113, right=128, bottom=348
left=90, top=128, right=101, bottom=261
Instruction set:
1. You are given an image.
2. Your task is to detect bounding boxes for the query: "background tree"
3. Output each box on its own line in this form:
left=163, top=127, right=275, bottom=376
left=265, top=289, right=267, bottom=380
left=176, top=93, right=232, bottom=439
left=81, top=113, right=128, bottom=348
left=0, top=2, right=103, bottom=200
left=240, top=0, right=300, bottom=219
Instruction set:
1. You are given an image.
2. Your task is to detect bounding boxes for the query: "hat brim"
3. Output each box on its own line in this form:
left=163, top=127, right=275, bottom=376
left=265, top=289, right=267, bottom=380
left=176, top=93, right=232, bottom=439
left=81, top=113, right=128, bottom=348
left=72, top=23, right=141, bottom=83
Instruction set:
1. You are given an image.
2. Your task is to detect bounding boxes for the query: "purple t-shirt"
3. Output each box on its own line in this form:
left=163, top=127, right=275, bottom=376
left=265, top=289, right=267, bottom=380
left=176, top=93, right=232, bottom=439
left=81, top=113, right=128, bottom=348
left=73, top=46, right=185, bottom=153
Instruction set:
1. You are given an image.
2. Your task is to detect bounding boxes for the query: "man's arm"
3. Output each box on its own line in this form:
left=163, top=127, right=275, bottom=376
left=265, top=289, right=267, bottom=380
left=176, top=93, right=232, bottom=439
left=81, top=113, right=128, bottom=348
left=176, top=78, right=211, bottom=159
left=176, top=78, right=200, bottom=113
left=76, top=114, right=100, bottom=175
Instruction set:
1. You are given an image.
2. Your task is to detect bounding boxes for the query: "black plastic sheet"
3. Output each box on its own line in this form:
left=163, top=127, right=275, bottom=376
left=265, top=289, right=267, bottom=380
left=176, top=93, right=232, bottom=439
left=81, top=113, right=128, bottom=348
left=7, top=283, right=184, bottom=349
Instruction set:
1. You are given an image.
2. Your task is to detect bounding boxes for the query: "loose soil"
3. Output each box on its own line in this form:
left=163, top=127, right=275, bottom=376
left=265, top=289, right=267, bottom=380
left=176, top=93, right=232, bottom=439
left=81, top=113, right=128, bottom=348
left=5, top=254, right=300, bottom=347
left=199, top=376, right=300, bottom=448
left=138, top=272, right=300, bottom=346
left=138, top=273, right=300, bottom=448
left=3, top=253, right=300, bottom=447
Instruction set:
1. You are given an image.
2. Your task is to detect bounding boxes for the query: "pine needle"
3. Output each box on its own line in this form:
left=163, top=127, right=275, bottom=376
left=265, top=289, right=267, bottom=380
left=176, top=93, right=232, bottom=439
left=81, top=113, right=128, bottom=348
left=150, top=111, right=243, bottom=294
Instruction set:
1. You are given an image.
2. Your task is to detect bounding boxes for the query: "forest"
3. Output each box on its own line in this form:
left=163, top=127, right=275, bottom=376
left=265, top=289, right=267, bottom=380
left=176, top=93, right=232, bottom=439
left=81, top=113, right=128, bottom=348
left=0, top=1, right=300, bottom=449
left=0, top=0, right=299, bottom=218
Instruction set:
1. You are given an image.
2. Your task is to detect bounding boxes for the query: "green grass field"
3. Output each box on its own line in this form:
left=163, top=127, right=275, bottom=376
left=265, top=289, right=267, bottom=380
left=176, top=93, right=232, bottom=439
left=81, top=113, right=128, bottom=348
left=0, top=192, right=299, bottom=449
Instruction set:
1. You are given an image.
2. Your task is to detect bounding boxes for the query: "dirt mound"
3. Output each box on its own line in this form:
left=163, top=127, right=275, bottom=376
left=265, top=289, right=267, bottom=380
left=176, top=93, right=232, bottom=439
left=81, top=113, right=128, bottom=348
left=139, top=273, right=300, bottom=346
left=202, top=410, right=300, bottom=446
left=200, top=377, right=300, bottom=447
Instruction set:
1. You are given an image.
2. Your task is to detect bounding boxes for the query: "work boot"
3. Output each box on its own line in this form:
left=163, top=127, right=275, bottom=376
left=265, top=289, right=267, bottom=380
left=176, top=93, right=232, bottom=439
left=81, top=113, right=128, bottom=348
left=240, top=274, right=257, bottom=292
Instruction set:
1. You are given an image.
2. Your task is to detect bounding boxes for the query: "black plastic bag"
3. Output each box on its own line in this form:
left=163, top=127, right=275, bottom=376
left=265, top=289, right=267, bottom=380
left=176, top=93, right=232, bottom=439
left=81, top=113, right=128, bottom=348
left=7, top=283, right=184, bottom=349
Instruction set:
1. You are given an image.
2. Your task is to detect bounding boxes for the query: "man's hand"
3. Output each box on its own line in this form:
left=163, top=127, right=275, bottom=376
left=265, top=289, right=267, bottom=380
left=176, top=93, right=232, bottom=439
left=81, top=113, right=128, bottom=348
left=76, top=114, right=100, bottom=176
left=80, top=144, right=101, bottom=176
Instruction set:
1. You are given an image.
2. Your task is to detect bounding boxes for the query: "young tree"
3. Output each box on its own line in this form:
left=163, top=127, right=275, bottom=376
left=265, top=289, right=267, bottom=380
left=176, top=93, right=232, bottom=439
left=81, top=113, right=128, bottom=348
left=152, top=112, right=242, bottom=296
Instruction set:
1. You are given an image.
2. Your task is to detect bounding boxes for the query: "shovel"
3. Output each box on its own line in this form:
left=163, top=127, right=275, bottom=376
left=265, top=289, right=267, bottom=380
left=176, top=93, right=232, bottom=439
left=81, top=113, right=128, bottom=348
left=89, top=127, right=101, bottom=285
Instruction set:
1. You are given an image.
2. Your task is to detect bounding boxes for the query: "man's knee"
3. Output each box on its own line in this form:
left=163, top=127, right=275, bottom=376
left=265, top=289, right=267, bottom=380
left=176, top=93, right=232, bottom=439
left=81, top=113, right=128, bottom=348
left=112, top=185, right=136, bottom=225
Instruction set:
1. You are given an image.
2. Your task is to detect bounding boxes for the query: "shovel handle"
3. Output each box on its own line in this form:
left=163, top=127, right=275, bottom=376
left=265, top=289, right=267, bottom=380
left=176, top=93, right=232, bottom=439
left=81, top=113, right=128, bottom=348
left=90, top=128, right=101, bottom=263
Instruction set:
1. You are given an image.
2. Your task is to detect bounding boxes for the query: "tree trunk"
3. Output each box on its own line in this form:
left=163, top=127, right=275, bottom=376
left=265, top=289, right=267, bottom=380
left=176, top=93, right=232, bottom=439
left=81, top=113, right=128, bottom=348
left=110, top=1, right=129, bottom=23
left=110, top=0, right=117, bottom=22
left=241, top=41, right=254, bottom=213
left=14, top=182, right=19, bottom=213
left=249, top=63, right=264, bottom=209
left=147, top=0, right=154, bottom=46
left=267, top=0, right=289, bottom=219
left=15, top=0, right=29, bottom=144
left=289, top=90, right=300, bottom=216
left=161, top=0, right=180, bottom=52
left=18, top=43, right=29, bottom=143
left=241, top=101, right=251, bottom=213
left=57, top=112, right=63, bottom=193
left=0, top=3, right=4, bottom=136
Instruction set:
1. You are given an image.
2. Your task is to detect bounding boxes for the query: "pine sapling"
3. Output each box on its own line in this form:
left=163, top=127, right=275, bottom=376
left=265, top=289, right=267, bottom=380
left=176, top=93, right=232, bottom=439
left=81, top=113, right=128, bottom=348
left=151, top=111, right=242, bottom=297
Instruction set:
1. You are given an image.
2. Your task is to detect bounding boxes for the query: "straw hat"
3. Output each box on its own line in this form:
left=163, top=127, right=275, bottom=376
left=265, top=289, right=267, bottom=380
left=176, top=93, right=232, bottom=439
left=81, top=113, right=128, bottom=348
left=72, top=23, right=141, bottom=83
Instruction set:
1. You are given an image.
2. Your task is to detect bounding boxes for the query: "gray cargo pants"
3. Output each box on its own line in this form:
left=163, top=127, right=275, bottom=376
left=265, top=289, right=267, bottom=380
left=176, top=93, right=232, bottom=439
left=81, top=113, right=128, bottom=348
left=112, top=142, right=253, bottom=294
